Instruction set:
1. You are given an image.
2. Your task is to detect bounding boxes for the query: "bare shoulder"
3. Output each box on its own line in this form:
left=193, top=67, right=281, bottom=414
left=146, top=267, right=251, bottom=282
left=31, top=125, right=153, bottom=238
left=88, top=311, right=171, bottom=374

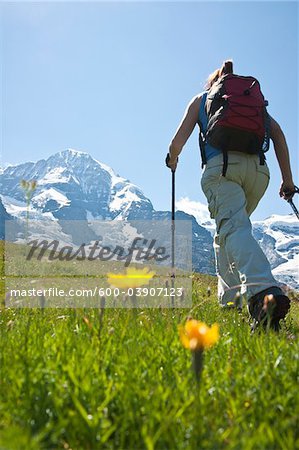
left=269, top=114, right=283, bottom=138
left=185, top=94, right=203, bottom=122
left=188, top=94, right=203, bottom=110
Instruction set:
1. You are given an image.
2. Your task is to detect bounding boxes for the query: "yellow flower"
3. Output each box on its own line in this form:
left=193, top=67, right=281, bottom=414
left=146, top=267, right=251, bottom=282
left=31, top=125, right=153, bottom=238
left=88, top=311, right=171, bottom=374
left=179, top=319, right=219, bottom=351
left=83, top=316, right=93, bottom=330
left=30, top=180, right=38, bottom=190
left=20, top=179, right=29, bottom=189
left=107, top=266, right=155, bottom=289
left=20, top=179, right=38, bottom=192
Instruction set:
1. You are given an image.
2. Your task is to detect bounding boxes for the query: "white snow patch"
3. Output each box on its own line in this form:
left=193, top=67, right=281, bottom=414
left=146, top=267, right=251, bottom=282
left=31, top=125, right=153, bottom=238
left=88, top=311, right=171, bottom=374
left=38, top=167, right=73, bottom=185
left=253, top=214, right=299, bottom=290
left=1, top=195, right=28, bottom=215
left=110, top=185, right=141, bottom=212
left=0, top=195, right=54, bottom=221
left=176, top=196, right=215, bottom=233
left=63, top=148, right=88, bottom=156
left=273, top=254, right=299, bottom=289
left=253, top=214, right=299, bottom=253
left=32, top=188, right=70, bottom=208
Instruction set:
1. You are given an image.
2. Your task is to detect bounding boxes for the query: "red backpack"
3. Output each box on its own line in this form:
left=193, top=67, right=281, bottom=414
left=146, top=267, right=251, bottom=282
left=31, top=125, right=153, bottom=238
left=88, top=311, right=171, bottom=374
left=202, top=74, right=270, bottom=176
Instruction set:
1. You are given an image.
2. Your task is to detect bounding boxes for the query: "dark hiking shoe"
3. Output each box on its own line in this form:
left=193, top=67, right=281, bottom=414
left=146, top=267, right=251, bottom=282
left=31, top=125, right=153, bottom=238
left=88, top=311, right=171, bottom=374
left=248, top=286, right=290, bottom=331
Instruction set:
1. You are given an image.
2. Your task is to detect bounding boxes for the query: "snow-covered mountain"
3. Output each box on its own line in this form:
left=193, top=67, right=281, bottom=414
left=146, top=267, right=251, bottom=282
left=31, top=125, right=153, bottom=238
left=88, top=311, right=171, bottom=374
left=0, top=149, right=153, bottom=221
left=253, top=215, right=299, bottom=289
left=0, top=149, right=298, bottom=288
left=0, top=149, right=214, bottom=275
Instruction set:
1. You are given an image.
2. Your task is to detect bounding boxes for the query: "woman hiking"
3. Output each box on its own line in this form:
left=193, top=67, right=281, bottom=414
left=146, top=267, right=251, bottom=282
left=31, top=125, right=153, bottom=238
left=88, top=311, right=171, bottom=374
left=166, top=60, right=295, bottom=330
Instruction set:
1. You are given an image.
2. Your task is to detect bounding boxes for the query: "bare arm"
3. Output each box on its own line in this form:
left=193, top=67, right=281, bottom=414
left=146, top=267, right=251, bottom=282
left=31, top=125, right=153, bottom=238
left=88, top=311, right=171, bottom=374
left=167, top=96, right=201, bottom=171
left=269, top=116, right=295, bottom=198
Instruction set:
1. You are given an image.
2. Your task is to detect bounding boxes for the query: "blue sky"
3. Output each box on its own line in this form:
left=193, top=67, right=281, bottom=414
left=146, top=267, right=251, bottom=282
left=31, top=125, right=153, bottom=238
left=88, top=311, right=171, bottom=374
left=1, top=1, right=298, bottom=220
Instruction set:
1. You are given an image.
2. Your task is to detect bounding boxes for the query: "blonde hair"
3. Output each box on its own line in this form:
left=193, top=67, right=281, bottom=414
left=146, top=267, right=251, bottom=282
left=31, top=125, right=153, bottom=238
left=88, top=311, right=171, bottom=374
left=205, top=60, right=234, bottom=90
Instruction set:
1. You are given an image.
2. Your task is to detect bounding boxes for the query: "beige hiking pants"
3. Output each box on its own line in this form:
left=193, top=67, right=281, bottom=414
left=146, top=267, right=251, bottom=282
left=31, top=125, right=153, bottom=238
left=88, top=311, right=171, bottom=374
left=201, top=152, right=279, bottom=306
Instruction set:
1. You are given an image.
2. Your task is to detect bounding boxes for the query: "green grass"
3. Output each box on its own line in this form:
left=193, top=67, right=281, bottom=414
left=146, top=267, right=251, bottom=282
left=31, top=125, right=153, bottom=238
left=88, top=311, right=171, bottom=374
left=0, top=240, right=299, bottom=449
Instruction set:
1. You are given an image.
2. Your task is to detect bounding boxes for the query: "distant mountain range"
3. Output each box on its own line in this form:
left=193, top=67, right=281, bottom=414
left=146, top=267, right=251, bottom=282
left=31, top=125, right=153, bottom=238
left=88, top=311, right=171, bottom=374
left=0, top=149, right=298, bottom=289
left=252, top=215, right=298, bottom=290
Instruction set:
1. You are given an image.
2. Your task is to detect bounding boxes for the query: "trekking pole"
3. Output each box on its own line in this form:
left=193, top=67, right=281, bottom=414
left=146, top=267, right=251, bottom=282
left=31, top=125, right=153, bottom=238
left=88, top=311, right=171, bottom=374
left=171, top=169, right=175, bottom=283
left=285, top=185, right=299, bottom=220
left=165, top=153, right=177, bottom=305
left=170, top=168, right=176, bottom=307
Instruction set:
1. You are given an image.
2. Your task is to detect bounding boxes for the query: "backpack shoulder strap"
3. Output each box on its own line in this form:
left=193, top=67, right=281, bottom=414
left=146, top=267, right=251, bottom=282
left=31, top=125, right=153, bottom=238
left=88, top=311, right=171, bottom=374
left=198, top=92, right=208, bottom=167
left=198, top=92, right=208, bottom=125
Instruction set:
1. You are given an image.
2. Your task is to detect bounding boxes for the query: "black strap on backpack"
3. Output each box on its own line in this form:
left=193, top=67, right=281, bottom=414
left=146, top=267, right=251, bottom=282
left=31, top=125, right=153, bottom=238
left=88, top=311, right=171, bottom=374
left=222, top=150, right=228, bottom=177
left=198, top=127, right=207, bottom=168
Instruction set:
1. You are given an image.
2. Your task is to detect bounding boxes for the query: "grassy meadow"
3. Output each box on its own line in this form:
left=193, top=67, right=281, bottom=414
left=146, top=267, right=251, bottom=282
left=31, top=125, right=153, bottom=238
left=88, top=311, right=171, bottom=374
left=0, top=241, right=299, bottom=450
